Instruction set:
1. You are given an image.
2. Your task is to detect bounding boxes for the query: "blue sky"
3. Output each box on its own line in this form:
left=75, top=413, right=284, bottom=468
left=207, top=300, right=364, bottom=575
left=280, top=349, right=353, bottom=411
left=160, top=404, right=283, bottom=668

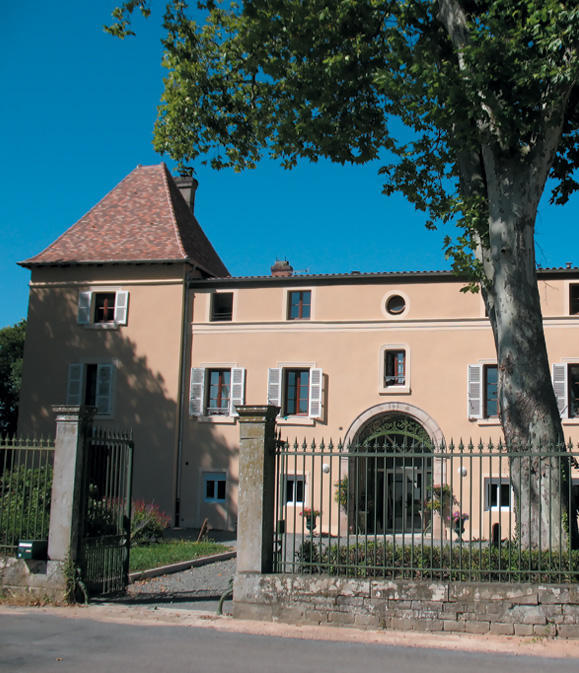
left=1, top=2, right=577, bottom=329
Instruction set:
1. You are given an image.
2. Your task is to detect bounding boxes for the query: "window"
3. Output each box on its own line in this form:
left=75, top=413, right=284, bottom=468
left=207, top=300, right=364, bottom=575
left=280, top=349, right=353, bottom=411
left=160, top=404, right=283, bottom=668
left=206, top=369, right=231, bottom=416
left=77, top=290, right=129, bottom=326
left=285, top=369, right=309, bottom=415
left=468, top=364, right=499, bottom=420
left=484, top=478, right=512, bottom=511
left=189, top=367, right=245, bottom=417
left=552, top=363, right=579, bottom=418
left=287, top=291, right=311, bottom=320
left=210, top=292, right=233, bottom=321
left=386, top=294, right=406, bottom=315
left=570, top=285, right=579, bottom=315
left=204, top=472, right=227, bottom=503
left=285, top=475, right=305, bottom=504
left=66, top=363, right=114, bottom=415
left=267, top=367, right=323, bottom=419
left=385, top=350, right=406, bottom=386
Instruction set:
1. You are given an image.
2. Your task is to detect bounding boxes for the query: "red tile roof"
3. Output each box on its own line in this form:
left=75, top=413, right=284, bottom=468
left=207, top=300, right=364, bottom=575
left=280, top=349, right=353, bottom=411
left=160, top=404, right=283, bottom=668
left=20, top=163, right=229, bottom=277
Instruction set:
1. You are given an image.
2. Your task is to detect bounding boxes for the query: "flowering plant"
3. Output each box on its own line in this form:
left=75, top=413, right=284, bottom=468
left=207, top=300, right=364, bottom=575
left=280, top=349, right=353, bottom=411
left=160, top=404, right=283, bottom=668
left=450, top=511, right=469, bottom=524
left=300, top=507, right=320, bottom=517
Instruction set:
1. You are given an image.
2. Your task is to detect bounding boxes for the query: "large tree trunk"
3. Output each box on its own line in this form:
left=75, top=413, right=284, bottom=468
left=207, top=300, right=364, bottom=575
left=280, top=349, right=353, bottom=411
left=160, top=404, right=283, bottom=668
left=481, top=152, right=578, bottom=549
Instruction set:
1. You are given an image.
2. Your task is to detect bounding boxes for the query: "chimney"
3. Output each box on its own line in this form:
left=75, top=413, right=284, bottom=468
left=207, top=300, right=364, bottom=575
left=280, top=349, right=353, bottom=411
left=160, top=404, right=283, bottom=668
left=174, top=174, right=199, bottom=214
left=271, top=259, right=293, bottom=277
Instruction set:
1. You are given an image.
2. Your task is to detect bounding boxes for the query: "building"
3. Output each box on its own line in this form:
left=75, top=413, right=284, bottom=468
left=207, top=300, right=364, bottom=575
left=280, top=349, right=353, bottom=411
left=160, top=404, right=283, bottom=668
left=17, top=163, right=579, bottom=533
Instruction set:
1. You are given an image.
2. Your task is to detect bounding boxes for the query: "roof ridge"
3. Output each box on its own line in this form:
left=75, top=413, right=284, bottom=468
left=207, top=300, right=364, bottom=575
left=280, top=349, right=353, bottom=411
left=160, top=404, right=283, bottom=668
left=160, top=163, right=188, bottom=260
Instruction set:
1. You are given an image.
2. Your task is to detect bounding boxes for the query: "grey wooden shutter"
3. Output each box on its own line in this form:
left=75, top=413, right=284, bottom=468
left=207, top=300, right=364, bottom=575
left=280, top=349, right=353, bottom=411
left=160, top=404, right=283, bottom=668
left=552, top=363, right=568, bottom=418
left=96, top=364, right=114, bottom=415
left=189, top=368, right=205, bottom=416
left=66, top=363, right=84, bottom=405
left=77, top=292, right=91, bottom=325
left=467, top=364, right=483, bottom=419
left=230, top=368, right=245, bottom=416
left=308, top=368, right=323, bottom=418
left=114, top=290, right=129, bottom=325
left=267, top=368, right=282, bottom=409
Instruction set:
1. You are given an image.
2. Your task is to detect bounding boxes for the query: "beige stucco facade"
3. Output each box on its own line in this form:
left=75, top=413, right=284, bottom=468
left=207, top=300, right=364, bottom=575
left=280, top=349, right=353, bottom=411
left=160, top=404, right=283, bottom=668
left=181, top=272, right=579, bottom=534
left=18, top=263, right=194, bottom=519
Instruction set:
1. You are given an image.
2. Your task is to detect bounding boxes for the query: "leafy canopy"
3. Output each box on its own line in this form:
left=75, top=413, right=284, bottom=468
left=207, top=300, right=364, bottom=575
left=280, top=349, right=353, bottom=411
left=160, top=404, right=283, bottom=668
left=0, top=320, right=26, bottom=436
left=107, top=1, right=578, bottom=275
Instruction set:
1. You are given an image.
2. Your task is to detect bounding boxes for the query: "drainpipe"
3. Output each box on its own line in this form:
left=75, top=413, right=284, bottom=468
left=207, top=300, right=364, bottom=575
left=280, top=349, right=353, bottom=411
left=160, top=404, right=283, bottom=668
left=174, top=266, right=193, bottom=526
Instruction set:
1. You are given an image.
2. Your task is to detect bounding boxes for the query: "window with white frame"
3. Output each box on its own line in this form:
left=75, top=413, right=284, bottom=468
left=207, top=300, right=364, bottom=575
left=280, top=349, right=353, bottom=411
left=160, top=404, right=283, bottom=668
left=287, top=290, right=311, bottom=320
left=203, top=472, right=227, bottom=503
left=77, top=290, right=129, bottom=326
left=267, top=367, right=323, bottom=418
left=66, top=362, right=115, bottom=415
left=384, top=349, right=406, bottom=386
left=285, top=475, right=305, bottom=505
left=484, top=478, right=512, bottom=511
left=189, top=367, right=245, bottom=417
left=552, top=363, right=579, bottom=418
left=467, top=363, right=499, bottom=419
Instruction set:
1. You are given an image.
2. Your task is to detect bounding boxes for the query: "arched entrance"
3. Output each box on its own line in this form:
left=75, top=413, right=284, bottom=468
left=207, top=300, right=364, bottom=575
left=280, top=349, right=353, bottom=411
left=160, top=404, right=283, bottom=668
left=348, top=411, right=437, bottom=534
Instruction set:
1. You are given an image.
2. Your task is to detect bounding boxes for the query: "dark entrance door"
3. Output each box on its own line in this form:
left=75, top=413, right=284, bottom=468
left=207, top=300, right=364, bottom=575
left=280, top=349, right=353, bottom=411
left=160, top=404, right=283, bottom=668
left=352, top=414, right=432, bottom=534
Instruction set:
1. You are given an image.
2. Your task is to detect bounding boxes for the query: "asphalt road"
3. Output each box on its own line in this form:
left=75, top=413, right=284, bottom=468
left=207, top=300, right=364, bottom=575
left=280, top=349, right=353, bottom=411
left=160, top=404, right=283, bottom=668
left=2, top=609, right=578, bottom=673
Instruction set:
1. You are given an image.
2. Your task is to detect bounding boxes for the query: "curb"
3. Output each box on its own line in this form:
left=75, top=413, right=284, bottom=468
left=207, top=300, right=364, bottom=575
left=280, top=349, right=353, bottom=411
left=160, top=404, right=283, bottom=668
left=129, top=550, right=236, bottom=583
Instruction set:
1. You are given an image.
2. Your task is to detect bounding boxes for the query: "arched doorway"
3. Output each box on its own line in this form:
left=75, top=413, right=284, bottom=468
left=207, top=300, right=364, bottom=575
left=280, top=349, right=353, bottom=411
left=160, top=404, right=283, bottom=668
left=350, top=413, right=434, bottom=534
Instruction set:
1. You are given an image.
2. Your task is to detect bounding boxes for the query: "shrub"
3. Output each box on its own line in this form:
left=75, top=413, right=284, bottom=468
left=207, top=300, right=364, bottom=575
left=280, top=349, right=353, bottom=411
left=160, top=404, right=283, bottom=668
left=130, top=500, right=170, bottom=545
left=0, top=465, right=53, bottom=547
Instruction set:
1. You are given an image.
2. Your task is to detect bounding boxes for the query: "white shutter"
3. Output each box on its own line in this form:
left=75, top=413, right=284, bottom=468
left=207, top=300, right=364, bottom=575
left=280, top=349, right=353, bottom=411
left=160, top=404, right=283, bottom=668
left=230, top=367, right=245, bottom=416
left=77, top=292, right=91, bottom=325
left=114, top=291, right=129, bottom=325
left=467, top=364, right=483, bottom=419
left=308, top=368, right=323, bottom=418
left=189, top=368, right=205, bottom=416
left=267, top=368, right=282, bottom=408
left=66, top=363, right=84, bottom=405
left=552, top=363, right=568, bottom=418
left=95, top=364, right=114, bottom=415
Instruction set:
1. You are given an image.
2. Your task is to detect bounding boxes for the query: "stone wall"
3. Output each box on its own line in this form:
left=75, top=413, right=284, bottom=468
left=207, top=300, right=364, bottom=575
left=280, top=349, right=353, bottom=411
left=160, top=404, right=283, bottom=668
left=0, top=557, right=66, bottom=600
left=233, top=573, right=579, bottom=638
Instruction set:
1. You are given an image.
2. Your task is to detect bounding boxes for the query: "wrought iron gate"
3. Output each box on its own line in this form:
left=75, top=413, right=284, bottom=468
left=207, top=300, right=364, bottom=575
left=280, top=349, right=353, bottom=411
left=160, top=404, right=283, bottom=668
left=78, top=426, right=134, bottom=596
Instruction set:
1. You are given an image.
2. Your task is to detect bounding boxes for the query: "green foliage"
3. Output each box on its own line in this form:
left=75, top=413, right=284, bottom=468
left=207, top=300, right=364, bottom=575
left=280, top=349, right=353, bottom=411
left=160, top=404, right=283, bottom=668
left=298, top=540, right=579, bottom=583
left=334, top=476, right=349, bottom=512
left=106, top=0, right=578, bottom=281
left=0, top=320, right=26, bottom=436
left=0, top=464, right=52, bottom=547
left=423, top=484, right=457, bottom=521
left=130, top=500, right=171, bottom=544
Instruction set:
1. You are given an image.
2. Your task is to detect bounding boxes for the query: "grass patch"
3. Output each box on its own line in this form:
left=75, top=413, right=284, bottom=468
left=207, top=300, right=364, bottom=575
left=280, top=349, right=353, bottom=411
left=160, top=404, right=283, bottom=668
left=129, top=539, right=229, bottom=573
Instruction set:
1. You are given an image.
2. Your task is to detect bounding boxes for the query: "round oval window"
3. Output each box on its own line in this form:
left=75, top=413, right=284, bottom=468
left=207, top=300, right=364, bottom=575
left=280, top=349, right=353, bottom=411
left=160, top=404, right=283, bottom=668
left=386, top=295, right=406, bottom=315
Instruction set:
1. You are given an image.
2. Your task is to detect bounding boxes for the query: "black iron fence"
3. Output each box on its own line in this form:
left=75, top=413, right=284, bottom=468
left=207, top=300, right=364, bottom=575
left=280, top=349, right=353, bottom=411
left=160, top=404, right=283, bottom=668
left=0, top=436, right=55, bottom=556
left=274, top=437, right=579, bottom=582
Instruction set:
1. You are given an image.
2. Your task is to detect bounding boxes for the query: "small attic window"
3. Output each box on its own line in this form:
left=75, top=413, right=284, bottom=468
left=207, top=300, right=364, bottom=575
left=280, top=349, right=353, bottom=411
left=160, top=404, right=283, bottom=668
left=210, top=292, right=233, bottom=321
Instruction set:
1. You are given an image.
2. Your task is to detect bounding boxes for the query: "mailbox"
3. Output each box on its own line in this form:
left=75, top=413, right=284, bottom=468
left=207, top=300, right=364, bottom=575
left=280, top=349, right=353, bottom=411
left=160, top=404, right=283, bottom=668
left=17, top=540, right=48, bottom=560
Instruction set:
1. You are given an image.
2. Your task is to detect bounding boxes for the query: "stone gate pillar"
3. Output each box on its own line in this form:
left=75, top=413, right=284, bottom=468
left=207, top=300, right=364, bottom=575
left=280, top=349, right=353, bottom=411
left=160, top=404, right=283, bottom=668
left=48, top=405, right=93, bottom=566
left=235, top=405, right=279, bottom=574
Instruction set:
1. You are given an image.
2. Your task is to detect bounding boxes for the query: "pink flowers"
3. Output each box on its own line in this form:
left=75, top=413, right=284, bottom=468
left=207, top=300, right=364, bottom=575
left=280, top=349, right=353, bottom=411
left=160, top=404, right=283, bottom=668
left=300, top=507, right=320, bottom=518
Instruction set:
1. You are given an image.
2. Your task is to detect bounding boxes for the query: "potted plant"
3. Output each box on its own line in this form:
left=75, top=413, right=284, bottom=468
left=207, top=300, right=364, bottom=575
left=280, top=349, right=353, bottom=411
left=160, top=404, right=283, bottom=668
left=423, top=484, right=456, bottom=530
left=451, top=511, right=469, bottom=540
left=334, top=476, right=348, bottom=513
left=300, top=507, right=320, bottom=532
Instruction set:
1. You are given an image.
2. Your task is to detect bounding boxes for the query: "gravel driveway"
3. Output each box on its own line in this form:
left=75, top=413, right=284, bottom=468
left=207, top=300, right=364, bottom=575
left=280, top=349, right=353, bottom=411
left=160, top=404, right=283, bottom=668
left=99, top=530, right=237, bottom=614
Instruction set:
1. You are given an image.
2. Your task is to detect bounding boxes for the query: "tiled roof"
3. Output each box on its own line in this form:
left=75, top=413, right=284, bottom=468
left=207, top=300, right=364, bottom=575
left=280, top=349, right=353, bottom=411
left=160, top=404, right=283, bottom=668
left=189, top=265, right=579, bottom=286
left=20, top=163, right=229, bottom=277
